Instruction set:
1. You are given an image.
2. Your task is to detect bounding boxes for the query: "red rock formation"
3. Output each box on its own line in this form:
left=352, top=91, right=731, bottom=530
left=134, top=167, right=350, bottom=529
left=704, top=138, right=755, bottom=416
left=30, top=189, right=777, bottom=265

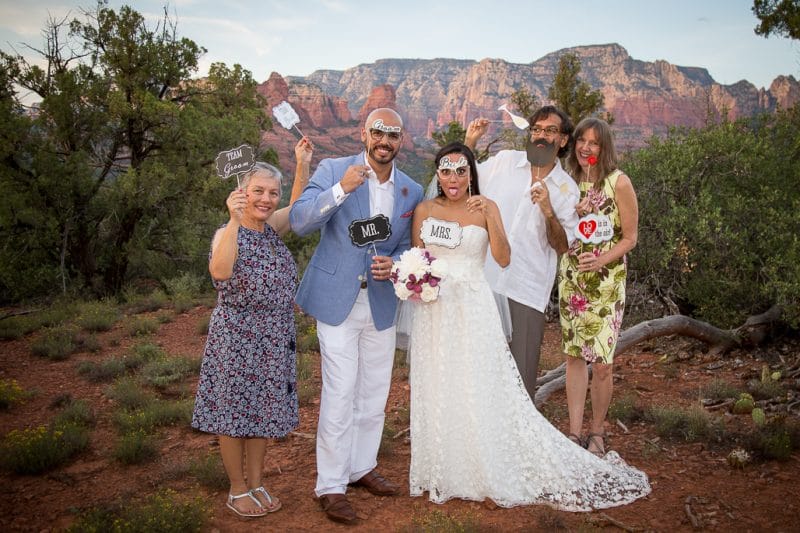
left=357, top=84, right=398, bottom=123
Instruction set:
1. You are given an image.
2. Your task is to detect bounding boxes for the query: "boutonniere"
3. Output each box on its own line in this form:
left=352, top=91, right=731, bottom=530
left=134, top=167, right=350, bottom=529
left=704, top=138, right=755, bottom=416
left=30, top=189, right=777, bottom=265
left=400, top=210, right=414, bottom=218
left=401, top=186, right=408, bottom=197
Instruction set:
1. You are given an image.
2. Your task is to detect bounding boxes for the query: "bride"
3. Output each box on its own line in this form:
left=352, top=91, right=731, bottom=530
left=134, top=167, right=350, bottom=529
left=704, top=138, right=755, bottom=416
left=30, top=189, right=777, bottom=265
left=406, top=142, right=651, bottom=511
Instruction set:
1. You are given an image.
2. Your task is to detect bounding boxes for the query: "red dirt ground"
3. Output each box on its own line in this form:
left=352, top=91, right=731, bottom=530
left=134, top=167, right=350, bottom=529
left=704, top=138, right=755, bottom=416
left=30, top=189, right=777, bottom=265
left=1, top=305, right=798, bottom=532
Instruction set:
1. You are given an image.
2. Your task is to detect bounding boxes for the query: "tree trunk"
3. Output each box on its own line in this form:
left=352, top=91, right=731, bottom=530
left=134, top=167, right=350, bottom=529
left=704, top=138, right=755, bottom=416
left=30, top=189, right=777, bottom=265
left=533, top=307, right=783, bottom=406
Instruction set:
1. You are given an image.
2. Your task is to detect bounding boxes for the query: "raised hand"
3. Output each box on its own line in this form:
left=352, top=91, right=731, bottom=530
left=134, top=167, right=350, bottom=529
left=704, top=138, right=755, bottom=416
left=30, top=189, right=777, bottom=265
left=340, top=165, right=373, bottom=194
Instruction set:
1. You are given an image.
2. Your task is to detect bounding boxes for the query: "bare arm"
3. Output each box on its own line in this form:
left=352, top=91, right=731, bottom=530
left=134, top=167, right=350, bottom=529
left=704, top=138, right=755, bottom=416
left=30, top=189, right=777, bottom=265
left=464, top=118, right=489, bottom=151
left=468, top=195, right=510, bottom=267
left=531, top=175, right=569, bottom=255
left=599, top=173, right=638, bottom=264
left=209, top=189, right=246, bottom=281
left=268, top=137, right=314, bottom=237
left=411, top=201, right=431, bottom=248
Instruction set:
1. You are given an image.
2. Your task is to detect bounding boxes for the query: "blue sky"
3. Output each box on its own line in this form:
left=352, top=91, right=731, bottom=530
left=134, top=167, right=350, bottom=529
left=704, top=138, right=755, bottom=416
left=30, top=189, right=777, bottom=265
left=1, top=0, right=798, bottom=92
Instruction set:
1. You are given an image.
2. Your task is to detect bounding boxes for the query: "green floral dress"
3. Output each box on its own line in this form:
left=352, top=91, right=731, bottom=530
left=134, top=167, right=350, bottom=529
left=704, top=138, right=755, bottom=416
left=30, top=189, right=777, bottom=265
left=558, top=170, right=627, bottom=364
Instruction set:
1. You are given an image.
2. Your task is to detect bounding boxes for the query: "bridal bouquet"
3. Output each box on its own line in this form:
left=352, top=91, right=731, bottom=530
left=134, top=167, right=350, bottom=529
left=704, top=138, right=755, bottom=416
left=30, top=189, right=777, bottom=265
left=390, top=247, right=447, bottom=302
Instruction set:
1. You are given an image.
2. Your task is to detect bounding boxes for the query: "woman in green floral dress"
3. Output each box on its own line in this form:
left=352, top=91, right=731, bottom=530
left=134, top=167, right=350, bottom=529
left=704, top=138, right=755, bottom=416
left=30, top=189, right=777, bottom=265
left=558, top=118, right=639, bottom=457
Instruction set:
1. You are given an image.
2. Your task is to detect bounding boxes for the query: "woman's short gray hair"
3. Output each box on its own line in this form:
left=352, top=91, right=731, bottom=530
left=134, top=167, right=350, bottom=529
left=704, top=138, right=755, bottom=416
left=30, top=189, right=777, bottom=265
left=240, top=162, right=283, bottom=192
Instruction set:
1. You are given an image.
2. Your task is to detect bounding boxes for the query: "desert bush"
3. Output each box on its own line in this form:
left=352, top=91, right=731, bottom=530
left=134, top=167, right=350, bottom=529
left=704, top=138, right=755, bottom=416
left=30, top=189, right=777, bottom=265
left=106, top=377, right=156, bottom=410
left=608, top=393, right=646, bottom=424
left=743, top=417, right=800, bottom=461
left=127, top=316, right=159, bottom=337
left=196, top=315, right=210, bottom=335
left=124, top=288, right=171, bottom=314
left=701, top=379, right=742, bottom=401
left=78, top=357, right=127, bottom=383
left=77, top=300, right=120, bottom=332
left=0, top=315, right=40, bottom=340
left=189, top=452, right=228, bottom=491
left=625, top=109, right=800, bottom=327
left=155, top=311, right=174, bottom=324
left=68, top=489, right=206, bottom=532
left=140, top=356, right=198, bottom=389
left=405, top=508, right=480, bottom=533
left=126, top=342, right=167, bottom=370
left=30, top=325, right=79, bottom=360
left=0, top=379, right=28, bottom=409
left=113, top=429, right=158, bottom=464
left=0, top=423, right=89, bottom=474
left=646, top=404, right=725, bottom=443
left=53, top=399, right=96, bottom=428
left=113, top=399, right=193, bottom=433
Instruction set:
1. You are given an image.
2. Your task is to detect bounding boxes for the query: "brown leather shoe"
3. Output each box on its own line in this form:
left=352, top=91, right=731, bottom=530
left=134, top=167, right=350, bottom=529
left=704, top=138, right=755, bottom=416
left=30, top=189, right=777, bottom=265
left=319, top=493, right=357, bottom=524
left=350, top=470, right=399, bottom=496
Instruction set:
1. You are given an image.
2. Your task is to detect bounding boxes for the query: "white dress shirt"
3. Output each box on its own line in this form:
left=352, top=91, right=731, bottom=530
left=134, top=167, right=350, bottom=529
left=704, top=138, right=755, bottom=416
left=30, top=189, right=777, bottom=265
left=478, top=150, right=580, bottom=312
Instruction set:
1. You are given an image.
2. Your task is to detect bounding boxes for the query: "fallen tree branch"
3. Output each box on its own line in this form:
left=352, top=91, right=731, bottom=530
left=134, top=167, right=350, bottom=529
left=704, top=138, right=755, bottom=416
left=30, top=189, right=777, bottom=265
left=533, top=308, right=784, bottom=406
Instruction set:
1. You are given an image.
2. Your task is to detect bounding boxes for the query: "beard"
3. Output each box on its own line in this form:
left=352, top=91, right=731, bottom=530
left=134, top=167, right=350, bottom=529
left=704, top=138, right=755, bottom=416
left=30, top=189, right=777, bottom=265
left=526, top=138, right=557, bottom=167
left=367, top=140, right=398, bottom=165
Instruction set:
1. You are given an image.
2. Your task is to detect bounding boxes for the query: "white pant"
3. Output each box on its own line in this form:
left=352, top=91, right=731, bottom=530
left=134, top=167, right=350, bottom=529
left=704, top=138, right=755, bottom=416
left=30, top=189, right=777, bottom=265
left=315, top=289, right=396, bottom=496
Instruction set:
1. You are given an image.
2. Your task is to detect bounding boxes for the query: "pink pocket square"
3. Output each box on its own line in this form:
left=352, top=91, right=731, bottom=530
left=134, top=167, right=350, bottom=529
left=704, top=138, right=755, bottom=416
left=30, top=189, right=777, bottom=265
left=400, top=210, right=414, bottom=218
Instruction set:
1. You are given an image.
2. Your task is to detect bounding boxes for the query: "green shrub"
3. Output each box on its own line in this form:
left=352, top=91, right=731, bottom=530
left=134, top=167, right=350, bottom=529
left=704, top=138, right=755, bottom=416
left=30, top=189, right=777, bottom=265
left=155, top=311, right=174, bottom=324
left=36, top=301, right=77, bottom=327
left=608, top=393, right=645, bottom=423
left=0, top=315, right=39, bottom=340
left=30, top=325, right=79, bottom=360
left=646, top=404, right=725, bottom=443
left=127, top=316, right=159, bottom=337
left=701, top=379, right=742, bottom=401
left=164, top=272, right=203, bottom=300
left=189, top=452, right=228, bottom=491
left=297, top=381, right=316, bottom=407
left=77, top=300, right=120, bottom=332
left=0, top=423, right=89, bottom=474
left=407, top=508, right=480, bottom=533
left=124, top=288, right=170, bottom=314
left=53, top=399, right=96, bottom=427
left=196, top=315, right=210, bottom=335
left=744, top=417, right=800, bottom=461
left=113, top=399, right=193, bottom=433
left=140, top=357, right=197, bottom=389
left=78, top=357, right=127, bottom=383
left=126, top=343, right=167, bottom=370
left=78, top=332, right=102, bottom=353
left=113, top=429, right=158, bottom=464
left=68, top=489, right=206, bottom=532
left=0, top=379, right=28, bottom=409
left=106, top=377, right=156, bottom=410
left=748, top=379, right=785, bottom=401
left=296, top=352, right=314, bottom=381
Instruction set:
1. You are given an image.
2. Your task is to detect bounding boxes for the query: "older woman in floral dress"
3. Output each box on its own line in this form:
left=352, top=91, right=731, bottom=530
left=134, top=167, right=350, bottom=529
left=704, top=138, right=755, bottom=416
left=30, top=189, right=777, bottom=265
left=192, top=139, right=312, bottom=519
left=558, top=119, right=638, bottom=457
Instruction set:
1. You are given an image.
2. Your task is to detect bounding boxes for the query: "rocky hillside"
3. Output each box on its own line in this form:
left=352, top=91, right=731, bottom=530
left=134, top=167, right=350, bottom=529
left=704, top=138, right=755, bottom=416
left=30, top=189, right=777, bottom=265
left=260, top=43, right=798, bottom=178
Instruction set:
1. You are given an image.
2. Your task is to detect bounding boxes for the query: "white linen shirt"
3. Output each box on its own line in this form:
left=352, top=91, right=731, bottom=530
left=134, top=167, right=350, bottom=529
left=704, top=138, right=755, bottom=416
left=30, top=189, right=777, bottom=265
left=478, top=150, right=580, bottom=312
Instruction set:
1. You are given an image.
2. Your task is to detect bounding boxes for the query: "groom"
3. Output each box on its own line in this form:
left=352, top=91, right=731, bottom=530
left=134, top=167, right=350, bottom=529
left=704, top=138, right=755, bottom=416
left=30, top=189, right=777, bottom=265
left=290, top=108, right=423, bottom=524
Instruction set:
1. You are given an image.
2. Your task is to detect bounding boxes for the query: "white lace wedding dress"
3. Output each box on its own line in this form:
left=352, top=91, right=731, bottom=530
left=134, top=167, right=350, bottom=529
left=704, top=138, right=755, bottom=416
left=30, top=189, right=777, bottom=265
left=408, top=222, right=651, bottom=511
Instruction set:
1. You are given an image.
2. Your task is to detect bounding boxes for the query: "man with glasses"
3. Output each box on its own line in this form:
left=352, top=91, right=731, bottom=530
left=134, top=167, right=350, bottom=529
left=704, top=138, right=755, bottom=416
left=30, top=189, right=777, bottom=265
left=291, top=108, right=423, bottom=524
left=465, top=105, right=580, bottom=403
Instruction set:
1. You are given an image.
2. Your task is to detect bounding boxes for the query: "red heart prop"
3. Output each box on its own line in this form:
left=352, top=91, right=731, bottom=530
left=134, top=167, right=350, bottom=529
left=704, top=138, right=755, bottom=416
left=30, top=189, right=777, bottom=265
left=579, top=219, right=597, bottom=239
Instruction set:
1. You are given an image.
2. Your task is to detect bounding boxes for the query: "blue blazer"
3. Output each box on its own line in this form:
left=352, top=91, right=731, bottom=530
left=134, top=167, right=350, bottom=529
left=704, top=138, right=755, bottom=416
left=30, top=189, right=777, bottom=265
left=290, top=152, right=424, bottom=331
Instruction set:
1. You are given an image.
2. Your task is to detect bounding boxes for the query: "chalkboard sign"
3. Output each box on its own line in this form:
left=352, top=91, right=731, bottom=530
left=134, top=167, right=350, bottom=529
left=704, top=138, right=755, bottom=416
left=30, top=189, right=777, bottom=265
left=349, top=214, right=392, bottom=247
left=215, top=144, right=255, bottom=178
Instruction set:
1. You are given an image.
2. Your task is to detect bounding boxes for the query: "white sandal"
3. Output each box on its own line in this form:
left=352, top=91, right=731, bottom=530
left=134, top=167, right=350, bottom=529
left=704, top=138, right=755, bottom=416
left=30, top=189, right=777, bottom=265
left=250, top=486, right=282, bottom=513
left=226, top=491, right=267, bottom=518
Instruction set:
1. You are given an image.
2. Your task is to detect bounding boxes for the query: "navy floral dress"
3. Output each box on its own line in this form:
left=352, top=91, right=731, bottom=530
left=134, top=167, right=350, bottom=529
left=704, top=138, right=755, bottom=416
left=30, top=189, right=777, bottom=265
left=192, top=225, right=299, bottom=438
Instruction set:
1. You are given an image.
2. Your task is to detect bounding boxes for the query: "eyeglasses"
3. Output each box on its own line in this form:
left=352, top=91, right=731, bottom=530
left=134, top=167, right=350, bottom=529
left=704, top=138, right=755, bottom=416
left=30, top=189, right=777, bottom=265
left=529, top=126, right=561, bottom=138
left=369, top=128, right=402, bottom=142
left=438, top=167, right=469, bottom=177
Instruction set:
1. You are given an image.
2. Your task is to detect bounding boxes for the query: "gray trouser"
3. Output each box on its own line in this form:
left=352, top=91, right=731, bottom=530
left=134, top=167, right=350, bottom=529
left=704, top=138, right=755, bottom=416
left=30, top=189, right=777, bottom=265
left=508, top=298, right=545, bottom=402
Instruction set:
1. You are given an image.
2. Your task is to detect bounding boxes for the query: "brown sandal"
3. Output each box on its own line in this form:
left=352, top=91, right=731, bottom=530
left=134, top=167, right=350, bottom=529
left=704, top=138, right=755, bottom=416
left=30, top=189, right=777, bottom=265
left=567, top=433, right=585, bottom=448
left=587, top=433, right=606, bottom=457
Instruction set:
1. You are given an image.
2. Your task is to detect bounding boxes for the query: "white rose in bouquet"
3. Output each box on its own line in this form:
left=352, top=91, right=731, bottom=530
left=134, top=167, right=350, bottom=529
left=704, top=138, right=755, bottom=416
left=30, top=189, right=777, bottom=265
left=396, top=248, right=428, bottom=281
left=429, top=258, right=448, bottom=279
left=420, top=284, right=439, bottom=303
left=394, top=283, right=413, bottom=300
